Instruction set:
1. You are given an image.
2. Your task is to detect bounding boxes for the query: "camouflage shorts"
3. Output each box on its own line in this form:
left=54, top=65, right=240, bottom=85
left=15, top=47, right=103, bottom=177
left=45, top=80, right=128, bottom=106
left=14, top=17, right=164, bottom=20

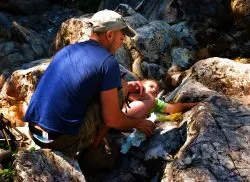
left=75, top=87, right=126, bottom=155
left=53, top=87, right=127, bottom=158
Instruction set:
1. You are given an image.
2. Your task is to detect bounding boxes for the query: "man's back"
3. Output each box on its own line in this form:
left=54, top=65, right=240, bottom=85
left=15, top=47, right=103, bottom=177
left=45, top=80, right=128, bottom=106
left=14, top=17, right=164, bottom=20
left=24, top=40, right=121, bottom=135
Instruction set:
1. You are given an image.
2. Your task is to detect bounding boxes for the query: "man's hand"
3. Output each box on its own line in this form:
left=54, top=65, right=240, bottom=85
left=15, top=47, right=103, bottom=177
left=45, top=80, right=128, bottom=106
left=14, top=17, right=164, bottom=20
left=135, top=119, right=155, bottom=137
left=127, top=81, right=144, bottom=95
left=129, top=92, right=151, bottom=101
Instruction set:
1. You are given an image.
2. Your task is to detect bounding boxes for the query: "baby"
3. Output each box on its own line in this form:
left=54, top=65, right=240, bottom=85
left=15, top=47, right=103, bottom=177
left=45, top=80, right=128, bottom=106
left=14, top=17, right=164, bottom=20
left=123, top=79, right=198, bottom=119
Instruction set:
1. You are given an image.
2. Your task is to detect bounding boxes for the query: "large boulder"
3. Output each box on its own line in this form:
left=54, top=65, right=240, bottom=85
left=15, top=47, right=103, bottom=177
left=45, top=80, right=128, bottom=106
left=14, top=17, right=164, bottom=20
left=14, top=149, right=86, bottom=182
left=162, top=90, right=250, bottom=181
left=50, top=15, right=93, bottom=54
left=0, top=59, right=50, bottom=126
left=0, top=14, right=48, bottom=73
left=187, top=57, right=250, bottom=99
left=231, top=0, right=250, bottom=24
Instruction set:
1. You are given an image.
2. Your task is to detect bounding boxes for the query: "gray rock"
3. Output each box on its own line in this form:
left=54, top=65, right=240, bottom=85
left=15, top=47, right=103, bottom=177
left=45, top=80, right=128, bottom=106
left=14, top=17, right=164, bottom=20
left=134, top=20, right=175, bottom=65
left=0, top=0, right=52, bottom=15
left=14, top=149, right=86, bottom=182
left=171, top=47, right=194, bottom=70
left=162, top=93, right=250, bottom=181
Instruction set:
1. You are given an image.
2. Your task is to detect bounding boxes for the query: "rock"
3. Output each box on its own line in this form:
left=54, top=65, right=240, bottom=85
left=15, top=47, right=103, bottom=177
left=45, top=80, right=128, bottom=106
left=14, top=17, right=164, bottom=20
left=0, top=0, right=52, bottom=15
left=162, top=93, right=250, bottom=181
left=0, top=59, right=50, bottom=126
left=114, top=3, right=137, bottom=16
left=194, top=27, right=220, bottom=47
left=99, top=0, right=142, bottom=12
left=119, top=64, right=137, bottom=81
left=171, top=78, right=217, bottom=103
left=171, top=21, right=197, bottom=49
left=51, top=15, right=92, bottom=54
left=0, top=1, right=249, bottom=181
left=0, top=12, right=12, bottom=38
left=141, top=62, right=167, bottom=85
left=231, top=0, right=250, bottom=25
left=76, top=0, right=101, bottom=13
left=165, top=65, right=185, bottom=90
left=187, top=57, right=250, bottom=99
left=171, top=47, right=194, bottom=70
left=134, top=20, right=175, bottom=65
left=14, top=149, right=86, bottom=182
left=0, top=150, right=12, bottom=163
left=0, top=20, right=48, bottom=73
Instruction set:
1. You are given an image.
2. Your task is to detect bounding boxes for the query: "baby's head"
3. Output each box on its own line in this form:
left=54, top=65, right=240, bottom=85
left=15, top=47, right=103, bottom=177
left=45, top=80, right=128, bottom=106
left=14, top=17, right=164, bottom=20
left=142, top=79, right=159, bottom=97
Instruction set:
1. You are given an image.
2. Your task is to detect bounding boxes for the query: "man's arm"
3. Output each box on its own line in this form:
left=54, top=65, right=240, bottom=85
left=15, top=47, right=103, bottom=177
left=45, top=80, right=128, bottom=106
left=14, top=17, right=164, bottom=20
left=127, top=81, right=144, bottom=95
left=100, top=88, right=155, bottom=137
left=91, top=123, right=109, bottom=148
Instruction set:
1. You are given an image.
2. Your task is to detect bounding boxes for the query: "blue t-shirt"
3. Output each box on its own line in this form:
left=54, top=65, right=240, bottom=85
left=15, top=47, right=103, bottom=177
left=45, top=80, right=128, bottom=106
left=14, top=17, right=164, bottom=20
left=24, top=40, right=121, bottom=135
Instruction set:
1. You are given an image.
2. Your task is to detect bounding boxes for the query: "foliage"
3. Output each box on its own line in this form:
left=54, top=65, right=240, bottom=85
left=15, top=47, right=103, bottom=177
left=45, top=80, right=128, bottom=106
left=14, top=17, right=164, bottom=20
left=0, top=141, right=10, bottom=151
left=0, top=141, right=15, bottom=182
left=0, top=165, right=14, bottom=182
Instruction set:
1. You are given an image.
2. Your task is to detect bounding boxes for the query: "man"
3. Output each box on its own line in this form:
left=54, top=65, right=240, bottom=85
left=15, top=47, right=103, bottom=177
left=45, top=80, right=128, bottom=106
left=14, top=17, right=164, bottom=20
left=24, top=9, right=155, bottom=158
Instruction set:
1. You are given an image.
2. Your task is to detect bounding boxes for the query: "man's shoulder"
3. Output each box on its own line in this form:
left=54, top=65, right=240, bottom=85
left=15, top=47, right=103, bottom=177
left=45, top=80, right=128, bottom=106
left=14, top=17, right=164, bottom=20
left=78, top=40, right=113, bottom=60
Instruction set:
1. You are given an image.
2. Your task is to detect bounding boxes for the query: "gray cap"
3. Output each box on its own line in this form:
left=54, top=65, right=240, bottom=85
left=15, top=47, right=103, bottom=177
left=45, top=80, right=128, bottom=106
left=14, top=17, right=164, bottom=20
left=90, top=9, right=136, bottom=37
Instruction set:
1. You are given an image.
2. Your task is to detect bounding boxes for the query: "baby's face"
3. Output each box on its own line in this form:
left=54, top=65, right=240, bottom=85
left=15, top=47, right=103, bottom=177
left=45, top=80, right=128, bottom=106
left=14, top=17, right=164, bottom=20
left=143, top=80, right=159, bottom=97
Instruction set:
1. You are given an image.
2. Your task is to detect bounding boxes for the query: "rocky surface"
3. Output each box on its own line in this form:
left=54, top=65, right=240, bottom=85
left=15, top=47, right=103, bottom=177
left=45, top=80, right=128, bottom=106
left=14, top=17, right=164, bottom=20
left=173, top=57, right=250, bottom=106
left=162, top=88, right=250, bottom=181
left=0, top=0, right=250, bottom=181
left=4, top=57, right=250, bottom=182
left=0, top=0, right=52, bottom=15
left=0, top=59, right=50, bottom=126
left=14, top=149, right=86, bottom=182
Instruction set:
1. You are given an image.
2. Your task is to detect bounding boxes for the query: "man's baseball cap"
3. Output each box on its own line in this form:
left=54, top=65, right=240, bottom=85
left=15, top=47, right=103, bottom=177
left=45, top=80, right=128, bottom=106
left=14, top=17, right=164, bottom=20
left=90, top=9, right=136, bottom=37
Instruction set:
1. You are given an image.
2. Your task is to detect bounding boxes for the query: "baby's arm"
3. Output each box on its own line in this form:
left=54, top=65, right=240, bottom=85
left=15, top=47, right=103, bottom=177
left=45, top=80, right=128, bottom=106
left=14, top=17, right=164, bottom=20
left=164, top=102, right=199, bottom=114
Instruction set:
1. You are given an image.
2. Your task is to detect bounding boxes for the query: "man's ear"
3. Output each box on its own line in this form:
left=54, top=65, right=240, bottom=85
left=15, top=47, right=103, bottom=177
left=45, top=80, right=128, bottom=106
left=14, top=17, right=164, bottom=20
left=106, top=30, right=114, bottom=41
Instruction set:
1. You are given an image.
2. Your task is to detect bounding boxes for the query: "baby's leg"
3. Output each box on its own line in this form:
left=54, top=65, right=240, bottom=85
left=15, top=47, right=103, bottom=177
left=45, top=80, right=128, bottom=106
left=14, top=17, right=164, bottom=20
left=123, top=97, right=156, bottom=119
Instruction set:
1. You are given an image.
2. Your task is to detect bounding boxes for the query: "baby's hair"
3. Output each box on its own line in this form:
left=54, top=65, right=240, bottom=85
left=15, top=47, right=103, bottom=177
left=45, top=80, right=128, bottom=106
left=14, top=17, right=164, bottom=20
left=141, top=79, right=158, bottom=85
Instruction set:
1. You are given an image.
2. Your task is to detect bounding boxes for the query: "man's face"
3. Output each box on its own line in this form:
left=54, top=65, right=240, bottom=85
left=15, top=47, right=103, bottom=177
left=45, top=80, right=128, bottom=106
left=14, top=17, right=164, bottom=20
left=143, top=80, right=159, bottom=97
left=107, top=30, right=125, bottom=54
